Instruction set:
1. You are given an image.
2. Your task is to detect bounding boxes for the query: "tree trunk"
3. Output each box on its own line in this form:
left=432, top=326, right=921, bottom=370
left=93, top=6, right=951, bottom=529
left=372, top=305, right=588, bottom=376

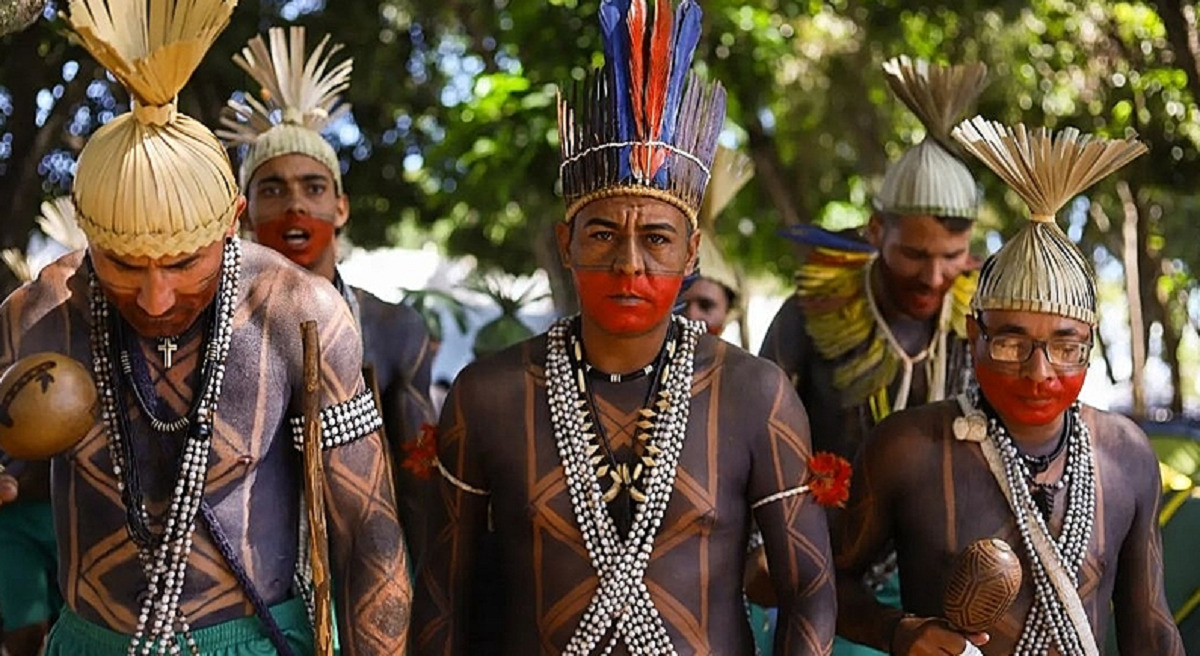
left=1155, top=0, right=1200, bottom=103
left=1118, top=181, right=1147, bottom=418
left=532, top=218, right=576, bottom=315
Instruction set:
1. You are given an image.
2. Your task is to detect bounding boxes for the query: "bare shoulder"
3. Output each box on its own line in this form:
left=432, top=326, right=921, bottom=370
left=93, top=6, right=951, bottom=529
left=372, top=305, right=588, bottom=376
left=1081, top=405, right=1159, bottom=480
left=863, top=401, right=959, bottom=465
left=1081, top=405, right=1151, bottom=449
left=704, top=335, right=791, bottom=399
left=240, top=242, right=350, bottom=327
left=0, top=251, right=87, bottom=357
left=1, top=251, right=85, bottom=324
left=353, top=286, right=427, bottom=332
left=452, top=332, right=545, bottom=400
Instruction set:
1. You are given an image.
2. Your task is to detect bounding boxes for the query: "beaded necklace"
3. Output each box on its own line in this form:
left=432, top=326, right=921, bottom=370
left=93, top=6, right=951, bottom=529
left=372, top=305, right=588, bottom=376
left=116, top=310, right=211, bottom=434
left=90, top=238, right=242, bottom=656
left=546, top=315, right=701, bottom=655
left=568, top=318, right=673, bottom=534
left=967, top=383, right=1096, bottom=656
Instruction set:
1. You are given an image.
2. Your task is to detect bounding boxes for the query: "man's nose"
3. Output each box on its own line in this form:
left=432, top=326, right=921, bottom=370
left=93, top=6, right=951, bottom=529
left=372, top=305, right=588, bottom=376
left=136, top=271, right=175, bottom=317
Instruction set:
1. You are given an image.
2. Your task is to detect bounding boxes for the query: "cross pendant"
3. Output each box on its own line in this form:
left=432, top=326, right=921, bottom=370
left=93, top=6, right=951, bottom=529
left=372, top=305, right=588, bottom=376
left=157, top=337, right=178, bottom=369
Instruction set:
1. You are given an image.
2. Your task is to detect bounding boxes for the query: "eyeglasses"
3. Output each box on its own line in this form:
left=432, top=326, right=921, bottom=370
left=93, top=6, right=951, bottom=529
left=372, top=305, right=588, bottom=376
left=978, top=322, right=1093, bottom=367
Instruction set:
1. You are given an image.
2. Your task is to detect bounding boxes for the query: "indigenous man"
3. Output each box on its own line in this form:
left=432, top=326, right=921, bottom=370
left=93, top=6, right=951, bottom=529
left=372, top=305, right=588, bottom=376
left=759, top=56, right=989, bottom=461
left=0, top=198, right=82, bottom=656
left=835, top=117, right=1184, bottom=656
left=758, top=57, right=988, bottom=656
left=218, top=27, right=435, bottom=554
left=0, top=1, right=410, bottom=654
left=412, top=1, right=837, bottom=654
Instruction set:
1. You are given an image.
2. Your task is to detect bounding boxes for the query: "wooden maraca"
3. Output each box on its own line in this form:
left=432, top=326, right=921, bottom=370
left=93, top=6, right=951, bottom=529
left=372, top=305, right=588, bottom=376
left=0, top=352, right=97, bottom=461
left=943, top=538, right=1024, bottom=655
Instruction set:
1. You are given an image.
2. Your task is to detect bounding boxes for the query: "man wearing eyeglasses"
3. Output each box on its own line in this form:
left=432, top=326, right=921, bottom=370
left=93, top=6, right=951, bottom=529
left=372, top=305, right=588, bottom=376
left=835, top=121, right=1182, bottom=655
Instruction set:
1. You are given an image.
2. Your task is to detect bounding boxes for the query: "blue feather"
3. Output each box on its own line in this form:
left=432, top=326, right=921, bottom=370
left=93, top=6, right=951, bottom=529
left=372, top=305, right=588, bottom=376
left=659, top=0, right=702, bottom=146
left=600, top=0, right=634, bottom=180
left=778, top=224, right=877, bottom=253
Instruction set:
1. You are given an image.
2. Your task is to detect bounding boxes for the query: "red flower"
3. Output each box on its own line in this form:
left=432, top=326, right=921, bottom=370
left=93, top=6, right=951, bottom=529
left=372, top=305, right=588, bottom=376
left=807, top=452, right=852, bottom=508
left=401, top=423, right=439, bottom=480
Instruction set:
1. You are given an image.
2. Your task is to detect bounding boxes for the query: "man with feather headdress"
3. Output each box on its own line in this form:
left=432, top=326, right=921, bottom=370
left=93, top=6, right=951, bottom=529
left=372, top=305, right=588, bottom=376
left=218, top=27, right=436, bottom=563
left=835, top=119, right=1183, bottom=656
left=412, top=1, right=836, bottom=654
left=0, top=1, right=410, bottom=654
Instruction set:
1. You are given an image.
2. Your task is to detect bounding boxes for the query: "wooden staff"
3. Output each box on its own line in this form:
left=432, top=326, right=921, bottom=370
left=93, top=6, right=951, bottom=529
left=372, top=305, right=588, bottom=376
left=302, top=320, right=334, bottom=656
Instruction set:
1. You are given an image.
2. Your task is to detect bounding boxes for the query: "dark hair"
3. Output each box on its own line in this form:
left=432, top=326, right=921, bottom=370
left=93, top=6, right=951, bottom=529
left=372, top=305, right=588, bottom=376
left=877, top=212, right=973, bottom=235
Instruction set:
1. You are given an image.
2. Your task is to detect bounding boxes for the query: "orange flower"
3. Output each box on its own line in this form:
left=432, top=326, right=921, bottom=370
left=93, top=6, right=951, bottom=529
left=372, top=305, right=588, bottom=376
left=807, top=452, right=852, bottom=508
left=400, top=423, right=439, bottom=479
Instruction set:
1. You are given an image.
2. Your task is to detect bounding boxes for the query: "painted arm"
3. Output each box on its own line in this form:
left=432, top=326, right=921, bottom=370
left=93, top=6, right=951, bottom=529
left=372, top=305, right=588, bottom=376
left=315, top=305, right=411, bottom=655
left=412, top=377, right=490, bottom=656
left=832, top=418, right=905, bottom=652
left=383, top=307, right=436, bottom=563
left=1112, top=422, right=1185, bottom=656
left=749, top=367, right=835, bottom=656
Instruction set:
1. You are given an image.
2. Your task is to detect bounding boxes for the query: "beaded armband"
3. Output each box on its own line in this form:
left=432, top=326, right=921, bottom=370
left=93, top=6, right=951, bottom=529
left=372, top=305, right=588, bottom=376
left=289, top=390, right=383, bottom=451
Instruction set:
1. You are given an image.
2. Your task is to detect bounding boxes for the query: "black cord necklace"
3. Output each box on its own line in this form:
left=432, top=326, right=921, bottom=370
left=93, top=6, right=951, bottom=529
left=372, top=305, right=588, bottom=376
left=106, top=301, right=219, bottom=549
left=116, top=308, right=211, bottom=434
left=569, top=317, right=676, bottom=536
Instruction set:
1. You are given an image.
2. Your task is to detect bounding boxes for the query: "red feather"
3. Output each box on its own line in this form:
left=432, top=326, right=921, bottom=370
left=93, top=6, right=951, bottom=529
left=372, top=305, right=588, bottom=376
left=627, top=0, right=647, bottom=139
left=807, top=452, right=852, bottom=508
left=646, top=0, right=673, bottom=140
left=638, top=0, right=674, bottom=179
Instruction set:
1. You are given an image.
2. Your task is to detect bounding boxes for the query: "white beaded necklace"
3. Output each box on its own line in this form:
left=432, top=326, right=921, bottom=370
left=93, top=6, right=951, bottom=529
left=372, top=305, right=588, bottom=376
left=546, top=315, right=701, bottom=655
left=968, top=384, right=1096, bottom=656
left=90, top=238, right=242, bottom=656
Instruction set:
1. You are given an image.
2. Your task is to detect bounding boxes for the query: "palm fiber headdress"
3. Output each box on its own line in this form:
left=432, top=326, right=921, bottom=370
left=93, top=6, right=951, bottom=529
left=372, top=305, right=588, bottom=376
left=217, top=26, right=353, bottom=194
left=952, top=117, right=1147, bottom=325
left=68, top=0, right=239, bottom=259
left=696, top=144, right=753, bottom=298
left=558, top=0, right=726, bottom=227
left=876, top=56, right=988, bottom=220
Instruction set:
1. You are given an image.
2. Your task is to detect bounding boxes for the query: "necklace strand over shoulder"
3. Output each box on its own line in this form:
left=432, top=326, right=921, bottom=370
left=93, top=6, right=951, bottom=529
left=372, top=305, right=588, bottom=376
left=968, top=383, right=1096, bottom=656
left=90, top=238, right=242, bottom=656
left=546, top=315, right=702, bottom=656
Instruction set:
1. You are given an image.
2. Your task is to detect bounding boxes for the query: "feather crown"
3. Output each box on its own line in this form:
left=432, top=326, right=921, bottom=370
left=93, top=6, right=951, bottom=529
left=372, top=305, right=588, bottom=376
left=558, top=0, right=726, bottom=226
left=68, top=0, right=239, bottom=258
left=876, top=56, right=988, bottom=220
left=952, top=117, right=1148, bottom=325
left=218, top=26, right=353, bottom=193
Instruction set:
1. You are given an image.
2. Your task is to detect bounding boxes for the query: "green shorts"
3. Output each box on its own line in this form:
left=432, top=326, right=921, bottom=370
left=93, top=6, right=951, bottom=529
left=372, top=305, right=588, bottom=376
left=44, top=597, right=314, bottom=656
left=0, top=500, right=60, bottom=630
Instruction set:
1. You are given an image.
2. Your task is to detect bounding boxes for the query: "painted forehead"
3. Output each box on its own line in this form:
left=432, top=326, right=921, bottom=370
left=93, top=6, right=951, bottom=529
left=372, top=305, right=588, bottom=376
left=576, top=196, right=688, bottom=224
left=980, top=309, right=1091, bottom=335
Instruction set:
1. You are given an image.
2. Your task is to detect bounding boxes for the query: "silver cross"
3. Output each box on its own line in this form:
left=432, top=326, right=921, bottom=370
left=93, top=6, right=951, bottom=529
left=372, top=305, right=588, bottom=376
left=157, top=337, right=178, bottom=369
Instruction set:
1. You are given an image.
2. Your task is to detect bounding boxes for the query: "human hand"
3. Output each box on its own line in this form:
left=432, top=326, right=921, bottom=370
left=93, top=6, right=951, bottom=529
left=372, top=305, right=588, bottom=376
left=743, top=544, right=777, bottom=607
left=892, top=616, right=989, bottom=656
left=0, top=472, right=18, bottom=506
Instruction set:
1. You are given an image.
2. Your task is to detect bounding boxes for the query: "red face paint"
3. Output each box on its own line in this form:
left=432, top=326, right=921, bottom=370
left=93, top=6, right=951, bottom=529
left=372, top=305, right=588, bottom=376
left=253, top=212, right=336, bottom=268
left=974, top=362, right=1087, bottom=426
left=573, top=270, right=683, bottom=335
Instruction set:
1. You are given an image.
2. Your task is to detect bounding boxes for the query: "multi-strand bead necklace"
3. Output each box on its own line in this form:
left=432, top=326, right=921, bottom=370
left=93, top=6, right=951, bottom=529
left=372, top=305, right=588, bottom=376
left=90, top=238, right=241, bottom=655
left=546, top=315, right=702, bottom=655
left=969, top=384, right=1096, bottom=656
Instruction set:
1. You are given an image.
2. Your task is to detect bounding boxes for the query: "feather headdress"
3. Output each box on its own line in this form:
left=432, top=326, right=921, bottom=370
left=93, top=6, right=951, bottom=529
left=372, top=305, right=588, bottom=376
left=876, top=56, right=988, bottom=220
left=68, top=0, right=239, bottom=258
left=559, top=0, right=726, bottom=226
left=952, top=117, right=1148, bottom=325
left=218, top=26, right=353, bottom=193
